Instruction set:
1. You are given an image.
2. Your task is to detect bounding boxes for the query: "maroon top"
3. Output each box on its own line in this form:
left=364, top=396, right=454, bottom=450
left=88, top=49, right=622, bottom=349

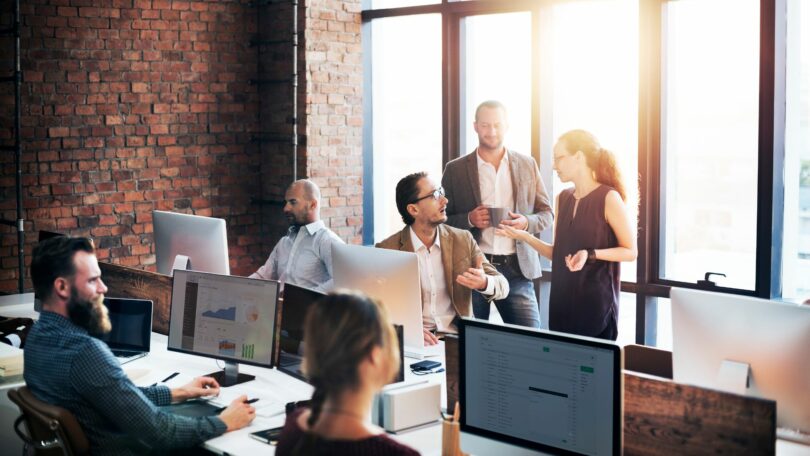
left=549, top=185, right=621, bottom=338
left=275, top=408, right=421, bottom=456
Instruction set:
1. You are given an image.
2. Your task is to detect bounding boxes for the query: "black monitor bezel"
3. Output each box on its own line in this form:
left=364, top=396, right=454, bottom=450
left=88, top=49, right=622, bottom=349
left=275, top=283, right=406, bottom=385
left=276, top=282, right=326, bottom=381
left=459, top=318, right=622, bottom=456
left=167, top=269, right=280, bottom=370
left=99, top=297, right=153, bottom=352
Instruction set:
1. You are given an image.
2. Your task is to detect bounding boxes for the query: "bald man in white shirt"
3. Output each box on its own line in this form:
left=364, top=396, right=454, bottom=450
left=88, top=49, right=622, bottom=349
left=251, top=180, right=344, bottom=292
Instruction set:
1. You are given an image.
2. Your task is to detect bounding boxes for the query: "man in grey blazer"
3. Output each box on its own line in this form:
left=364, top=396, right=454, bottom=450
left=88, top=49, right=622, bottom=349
left=441, top=100, right=553, bottom=328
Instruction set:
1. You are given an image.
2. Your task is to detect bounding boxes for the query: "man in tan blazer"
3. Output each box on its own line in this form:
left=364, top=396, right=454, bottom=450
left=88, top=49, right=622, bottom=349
left=377, top=172, right=509, bottom=346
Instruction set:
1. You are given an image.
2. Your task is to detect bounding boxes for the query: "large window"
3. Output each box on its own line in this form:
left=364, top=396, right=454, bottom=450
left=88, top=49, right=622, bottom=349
left=364, top=0, right=789, bottom=345
left=369, top=14, right=442, bottom=243
left=660, top=0, right=760, bottom=291
left=783, top=0, right=810, bottom=301
left=549, top=0, right=639, bottom=283
left=460, top=12, right=531, bottom=156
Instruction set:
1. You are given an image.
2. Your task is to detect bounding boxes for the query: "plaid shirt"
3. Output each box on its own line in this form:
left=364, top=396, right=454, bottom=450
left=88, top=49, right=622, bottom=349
left=23, top=311, right=226, bottom=455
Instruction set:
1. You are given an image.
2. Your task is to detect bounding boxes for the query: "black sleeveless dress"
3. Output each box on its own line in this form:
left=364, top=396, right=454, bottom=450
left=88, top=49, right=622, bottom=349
left=549, top=185, right=620, bottom=339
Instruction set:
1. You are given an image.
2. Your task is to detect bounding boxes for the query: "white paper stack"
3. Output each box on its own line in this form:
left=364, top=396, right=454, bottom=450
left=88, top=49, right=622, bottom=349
left=0, top=343, right=23, bottom=377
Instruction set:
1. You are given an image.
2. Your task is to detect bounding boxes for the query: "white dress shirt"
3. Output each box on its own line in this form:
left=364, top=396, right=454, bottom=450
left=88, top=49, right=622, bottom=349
left=410, top=227, right=495, bottom=333
left=410, top=227, right=455, bottom=332
left=476, top=149, right=516, bottom=255
left=250, top=220, right=343, bottom=292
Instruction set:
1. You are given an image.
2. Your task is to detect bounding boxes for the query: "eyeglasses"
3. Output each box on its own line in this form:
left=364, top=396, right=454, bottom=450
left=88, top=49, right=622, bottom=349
left=412, top=187, right=445, bottom=204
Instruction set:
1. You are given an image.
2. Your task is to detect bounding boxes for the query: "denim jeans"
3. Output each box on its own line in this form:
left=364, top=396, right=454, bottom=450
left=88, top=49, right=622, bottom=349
left=472, top=261, right=541, bottom=328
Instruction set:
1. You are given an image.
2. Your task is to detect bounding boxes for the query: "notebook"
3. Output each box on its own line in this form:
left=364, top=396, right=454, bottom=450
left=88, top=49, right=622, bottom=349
left=98, top=297, right=153, bottom=364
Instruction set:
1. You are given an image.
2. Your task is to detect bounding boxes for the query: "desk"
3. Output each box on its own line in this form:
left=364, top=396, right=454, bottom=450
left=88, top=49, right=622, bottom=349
left=0, top=294, right=38, bottom=454
left=126, top=334, right=445, bottom=455
left=0, top=292, right=807, bottom=455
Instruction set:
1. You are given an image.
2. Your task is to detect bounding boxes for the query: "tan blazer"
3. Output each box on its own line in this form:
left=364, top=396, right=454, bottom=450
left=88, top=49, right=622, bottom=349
left=375, top=224, right=509, bottom=319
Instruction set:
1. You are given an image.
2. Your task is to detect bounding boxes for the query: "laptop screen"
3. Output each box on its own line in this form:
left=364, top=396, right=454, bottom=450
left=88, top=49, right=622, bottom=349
left=277, top=283, right=405, bottom=384
left=460, top=319, right=622, bottom=455
left=98, top=298, right=153, bottom=352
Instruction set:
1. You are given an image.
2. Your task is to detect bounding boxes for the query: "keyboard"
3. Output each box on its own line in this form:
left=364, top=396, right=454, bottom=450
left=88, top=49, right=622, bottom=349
left=404, top=341, right=444, bottom=359
left=777, top=427, right=810, bottom=446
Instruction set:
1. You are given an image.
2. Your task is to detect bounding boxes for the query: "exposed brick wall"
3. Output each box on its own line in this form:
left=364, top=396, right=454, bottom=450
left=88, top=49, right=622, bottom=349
left=254, top=0, right=363, bottom=248
left=0, top=0, right=364, bottom=294
left=302, top=0, right=363, bottom=244
left=255, top=0, right=298, bottom=252
left=0, top=0, right=265, bottom=292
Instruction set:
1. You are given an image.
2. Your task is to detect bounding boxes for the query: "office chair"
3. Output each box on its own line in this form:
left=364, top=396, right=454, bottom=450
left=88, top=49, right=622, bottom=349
left=8, top=387, right=89, bottom=456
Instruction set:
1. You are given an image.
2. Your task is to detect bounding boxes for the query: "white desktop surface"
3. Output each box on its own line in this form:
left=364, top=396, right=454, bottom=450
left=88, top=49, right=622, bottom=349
left=127, top=333, right=313, bottom=454
left=0, top=294, right=37, bottom=455
left=0, top=293, right=37, bottom=318
left=0, top=293, right=806, bottom=454
left=127, top=333, right=446, bottom=455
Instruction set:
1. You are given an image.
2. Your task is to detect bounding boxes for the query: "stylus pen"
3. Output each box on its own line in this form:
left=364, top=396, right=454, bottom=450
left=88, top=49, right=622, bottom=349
left=161, top=372, right=180, bottom=383
left=149, top=372, right=179, bottom=387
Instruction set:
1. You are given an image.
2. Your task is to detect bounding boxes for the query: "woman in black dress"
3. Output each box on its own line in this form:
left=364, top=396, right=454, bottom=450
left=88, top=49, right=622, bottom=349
left=498, top=130, right=636, bottom=340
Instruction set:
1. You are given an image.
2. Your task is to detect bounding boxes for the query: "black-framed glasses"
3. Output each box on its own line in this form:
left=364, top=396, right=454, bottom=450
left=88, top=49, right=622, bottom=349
left=411, top=187, right=445, bottom=204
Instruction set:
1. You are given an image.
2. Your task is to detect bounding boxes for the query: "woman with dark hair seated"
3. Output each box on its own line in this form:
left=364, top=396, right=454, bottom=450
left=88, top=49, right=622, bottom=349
left=275, top=291, right=419, bottom=456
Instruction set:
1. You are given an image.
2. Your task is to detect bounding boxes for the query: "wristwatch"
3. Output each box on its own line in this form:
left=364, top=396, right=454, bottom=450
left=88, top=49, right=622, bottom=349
left=586, top=249, right=597, bottom=264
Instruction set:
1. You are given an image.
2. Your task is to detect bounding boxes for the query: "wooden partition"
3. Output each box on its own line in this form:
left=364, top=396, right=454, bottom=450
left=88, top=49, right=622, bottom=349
left=98, top=263, right=172, bottom=335
left=624, top=371, right=776, bottom=455
left=623, top=344, right=673, bottom=379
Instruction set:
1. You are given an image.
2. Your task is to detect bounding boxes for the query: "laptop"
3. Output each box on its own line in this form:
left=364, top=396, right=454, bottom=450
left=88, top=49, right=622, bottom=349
left=98, top=297, right=153, bottom=364
left=277, top=283, right=406, bottom=384
left=459, top=318, right=622, bottom=455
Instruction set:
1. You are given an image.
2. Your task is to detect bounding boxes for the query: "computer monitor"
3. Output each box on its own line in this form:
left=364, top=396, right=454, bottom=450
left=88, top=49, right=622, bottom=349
left=332, top=244, right=425, bottom=353
left=671, top=287, right=810, bottom=434
left=459, top=318, right=622, bottom=456
left=153, top=210, right=230, bottom=276
left=167, top=269, right=279, bottom=386
left=277, top=283, right=405, bottom=384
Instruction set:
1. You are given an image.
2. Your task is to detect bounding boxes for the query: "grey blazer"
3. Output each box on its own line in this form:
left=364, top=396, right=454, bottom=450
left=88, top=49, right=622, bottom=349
left=441, top=149, right=553, bottom=280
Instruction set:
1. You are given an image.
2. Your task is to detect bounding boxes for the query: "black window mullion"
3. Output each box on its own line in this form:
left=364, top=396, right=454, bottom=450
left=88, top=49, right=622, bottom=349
left=757, top=0, right=785, bottom=299
left=443, top=12, right=461, bottom=165
left=638, top=0, right=663, bottom=344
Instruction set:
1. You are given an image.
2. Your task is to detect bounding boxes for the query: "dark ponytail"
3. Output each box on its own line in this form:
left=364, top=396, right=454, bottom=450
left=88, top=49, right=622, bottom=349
left=291, top=385, right=327, bottom=455
left=306, top=385, right=327, bottom=428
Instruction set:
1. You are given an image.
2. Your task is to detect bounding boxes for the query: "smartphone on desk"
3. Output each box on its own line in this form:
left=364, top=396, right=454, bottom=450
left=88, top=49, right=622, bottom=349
left=250, top=426, right=283, bottom=445
left=410, top=360, right=441, bottom=371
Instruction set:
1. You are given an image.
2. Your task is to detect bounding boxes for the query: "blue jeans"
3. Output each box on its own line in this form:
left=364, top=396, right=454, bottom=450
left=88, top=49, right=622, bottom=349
left=472, top=261, right=540, bottom=328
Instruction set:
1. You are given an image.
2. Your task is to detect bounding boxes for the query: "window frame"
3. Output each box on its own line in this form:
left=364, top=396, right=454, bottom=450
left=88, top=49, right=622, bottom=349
left=362, top=0, right=787, bottom=345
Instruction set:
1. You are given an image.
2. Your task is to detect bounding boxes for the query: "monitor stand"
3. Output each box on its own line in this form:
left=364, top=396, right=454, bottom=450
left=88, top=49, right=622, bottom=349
left=207, top=361, right=255, bottom=387
left=171, top=255, right=191, bottom=276
left=716, top=359, right=750, bottom=395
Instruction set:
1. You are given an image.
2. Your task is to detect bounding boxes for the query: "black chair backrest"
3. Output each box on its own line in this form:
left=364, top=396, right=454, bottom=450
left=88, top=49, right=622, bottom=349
left=7, top=387, right=90, bottom=456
